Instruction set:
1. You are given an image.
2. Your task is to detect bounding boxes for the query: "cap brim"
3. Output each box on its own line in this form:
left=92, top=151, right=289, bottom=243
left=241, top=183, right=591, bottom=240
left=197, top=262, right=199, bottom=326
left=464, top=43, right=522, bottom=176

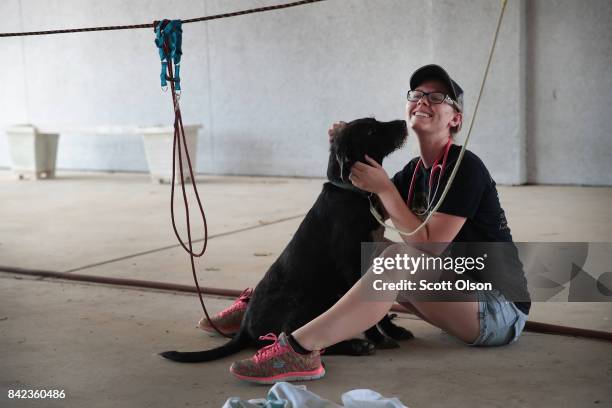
left=410, top=64, right=459, bottom=101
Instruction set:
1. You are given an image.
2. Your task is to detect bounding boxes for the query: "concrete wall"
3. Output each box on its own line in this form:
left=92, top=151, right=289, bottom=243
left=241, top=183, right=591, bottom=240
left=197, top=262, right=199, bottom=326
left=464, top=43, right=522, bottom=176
left=526, top=0, right=612, bottom=185
left=1, top=0, right=611, bottom=185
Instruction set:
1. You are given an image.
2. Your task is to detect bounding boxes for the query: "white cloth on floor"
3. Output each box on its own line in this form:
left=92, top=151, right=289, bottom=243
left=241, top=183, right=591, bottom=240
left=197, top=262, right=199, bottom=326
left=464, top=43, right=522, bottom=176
left=222, top=382, right=408, bottom=408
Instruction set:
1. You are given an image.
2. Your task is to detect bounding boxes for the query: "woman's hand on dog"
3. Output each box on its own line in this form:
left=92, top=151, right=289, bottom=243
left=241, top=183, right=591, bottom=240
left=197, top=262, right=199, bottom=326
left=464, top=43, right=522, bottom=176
left=328, top=121, right=347, bottom=143
left=349, top=155, right=393, bottom=195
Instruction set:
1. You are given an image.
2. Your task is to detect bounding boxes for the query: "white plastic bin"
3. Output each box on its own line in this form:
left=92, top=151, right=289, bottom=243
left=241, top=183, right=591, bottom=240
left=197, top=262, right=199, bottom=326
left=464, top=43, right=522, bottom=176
left=141, top=125, right=201, bottom=184
left=6, top=125, right=60, bottom=180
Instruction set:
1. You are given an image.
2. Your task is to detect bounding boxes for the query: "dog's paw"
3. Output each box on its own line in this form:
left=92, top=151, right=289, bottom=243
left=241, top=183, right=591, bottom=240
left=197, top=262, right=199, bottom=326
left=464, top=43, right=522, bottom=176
left=374, top=337, right=400, bottom=349
left=382, top=325, right=415, bottom=341
left=345, top=339, right=376, bottom=356
left=324, top=339, right=376, bottom=356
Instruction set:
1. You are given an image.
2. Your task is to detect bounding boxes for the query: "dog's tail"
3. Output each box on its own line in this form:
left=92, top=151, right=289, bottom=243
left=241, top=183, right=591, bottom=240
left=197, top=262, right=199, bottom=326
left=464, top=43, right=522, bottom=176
left=159, top=330, right=250, bottom=363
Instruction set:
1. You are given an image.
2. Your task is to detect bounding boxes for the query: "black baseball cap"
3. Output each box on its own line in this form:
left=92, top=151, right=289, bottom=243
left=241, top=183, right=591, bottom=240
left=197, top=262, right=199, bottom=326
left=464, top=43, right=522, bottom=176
left=410, top=64, right=464, bottom=112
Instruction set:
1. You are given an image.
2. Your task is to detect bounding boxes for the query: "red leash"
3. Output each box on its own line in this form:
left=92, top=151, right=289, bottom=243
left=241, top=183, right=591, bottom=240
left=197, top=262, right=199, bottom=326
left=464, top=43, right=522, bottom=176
left=162, top=39, right=232, bottom=339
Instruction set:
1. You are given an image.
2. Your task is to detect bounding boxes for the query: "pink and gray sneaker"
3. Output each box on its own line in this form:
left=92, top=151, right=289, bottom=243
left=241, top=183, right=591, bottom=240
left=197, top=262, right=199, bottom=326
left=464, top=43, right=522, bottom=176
left=197, top=288, right=252, bottom=335
left=229, top=332, right=325, bottom=384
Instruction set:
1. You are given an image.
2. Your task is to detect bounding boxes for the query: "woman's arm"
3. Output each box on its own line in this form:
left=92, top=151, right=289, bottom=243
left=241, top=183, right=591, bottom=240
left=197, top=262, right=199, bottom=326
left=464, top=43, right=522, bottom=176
left=350, top=156, right=465, bottom=251
left=377, top=184, right=466, bottom=245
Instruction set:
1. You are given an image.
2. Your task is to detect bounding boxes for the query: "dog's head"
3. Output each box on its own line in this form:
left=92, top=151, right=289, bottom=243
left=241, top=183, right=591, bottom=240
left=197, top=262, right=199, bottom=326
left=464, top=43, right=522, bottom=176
left=327, top=118, right=408, bottom=183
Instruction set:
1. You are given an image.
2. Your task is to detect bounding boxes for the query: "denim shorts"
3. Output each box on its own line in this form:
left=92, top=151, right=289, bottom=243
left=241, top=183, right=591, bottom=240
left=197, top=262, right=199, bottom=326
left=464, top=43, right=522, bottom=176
left=468, top=289, right=528, bottom=347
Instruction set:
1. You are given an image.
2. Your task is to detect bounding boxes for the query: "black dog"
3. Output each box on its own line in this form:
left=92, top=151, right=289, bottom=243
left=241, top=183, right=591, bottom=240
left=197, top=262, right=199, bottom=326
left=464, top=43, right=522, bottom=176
left=161, top=118, right=412, bottom=363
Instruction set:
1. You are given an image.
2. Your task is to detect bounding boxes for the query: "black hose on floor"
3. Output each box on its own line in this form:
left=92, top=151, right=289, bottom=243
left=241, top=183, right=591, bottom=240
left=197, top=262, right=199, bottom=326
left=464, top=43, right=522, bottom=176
left=2, top=266, right=611, bottom=342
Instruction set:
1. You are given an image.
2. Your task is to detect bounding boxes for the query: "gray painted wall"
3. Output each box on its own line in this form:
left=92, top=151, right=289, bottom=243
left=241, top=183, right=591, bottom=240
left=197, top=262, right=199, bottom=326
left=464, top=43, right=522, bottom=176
left=1, top=0, right=611, bottom=185
left=526, top=0, right=612, bottom=185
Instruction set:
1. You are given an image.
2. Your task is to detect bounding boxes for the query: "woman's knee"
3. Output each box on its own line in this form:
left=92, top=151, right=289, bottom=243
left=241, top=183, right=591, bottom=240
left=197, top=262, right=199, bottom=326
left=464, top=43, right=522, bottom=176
left=379, top=242, right=422, bottom=259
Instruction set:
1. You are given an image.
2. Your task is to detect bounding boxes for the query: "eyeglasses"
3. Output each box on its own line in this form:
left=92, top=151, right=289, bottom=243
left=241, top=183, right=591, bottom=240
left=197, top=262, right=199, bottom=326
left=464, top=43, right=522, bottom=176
left=407, top=90, right=461, bottom=112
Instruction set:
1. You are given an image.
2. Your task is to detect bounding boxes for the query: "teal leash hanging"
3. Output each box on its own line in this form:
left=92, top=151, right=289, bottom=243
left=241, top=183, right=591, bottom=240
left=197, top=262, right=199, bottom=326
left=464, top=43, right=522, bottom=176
left=154, top=19, right=182, bottom=91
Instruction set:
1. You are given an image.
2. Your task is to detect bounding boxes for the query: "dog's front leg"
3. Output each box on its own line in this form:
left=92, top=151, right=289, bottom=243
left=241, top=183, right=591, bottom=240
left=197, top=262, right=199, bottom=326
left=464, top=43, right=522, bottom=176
left=364, top=325, right=400, bottom=349
left=377, top=314, right=414, bottom=341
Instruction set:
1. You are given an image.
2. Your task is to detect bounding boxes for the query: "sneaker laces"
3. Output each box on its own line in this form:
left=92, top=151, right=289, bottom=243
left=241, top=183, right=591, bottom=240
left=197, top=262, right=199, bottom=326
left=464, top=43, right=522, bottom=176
left=217, top=287, right=252, bottom=318
left=253, top=333, right=286, bottom=363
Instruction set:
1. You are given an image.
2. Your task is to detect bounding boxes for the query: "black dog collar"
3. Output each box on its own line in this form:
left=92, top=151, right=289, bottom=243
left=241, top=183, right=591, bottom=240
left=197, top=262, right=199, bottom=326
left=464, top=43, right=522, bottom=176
left=328, top=180, right=370, bottom=197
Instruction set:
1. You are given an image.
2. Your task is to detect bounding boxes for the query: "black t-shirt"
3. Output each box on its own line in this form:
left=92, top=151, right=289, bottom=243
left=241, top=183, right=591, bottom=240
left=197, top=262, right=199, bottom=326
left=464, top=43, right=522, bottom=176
left=391, top=144, right=531, bottom=314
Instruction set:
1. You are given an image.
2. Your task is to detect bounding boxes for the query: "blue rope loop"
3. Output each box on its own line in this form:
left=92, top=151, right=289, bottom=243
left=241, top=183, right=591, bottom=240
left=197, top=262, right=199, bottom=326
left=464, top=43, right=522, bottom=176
left=154, top=19, right=183, bottom=91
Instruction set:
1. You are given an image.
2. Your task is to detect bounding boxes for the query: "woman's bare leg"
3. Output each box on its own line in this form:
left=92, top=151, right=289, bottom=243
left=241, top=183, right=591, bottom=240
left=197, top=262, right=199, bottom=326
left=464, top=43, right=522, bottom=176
left=292, top=270, right=397, bottom=351
left=292, top=244, right=481, bottom=350
left=399, top=300, right=479, bottom=342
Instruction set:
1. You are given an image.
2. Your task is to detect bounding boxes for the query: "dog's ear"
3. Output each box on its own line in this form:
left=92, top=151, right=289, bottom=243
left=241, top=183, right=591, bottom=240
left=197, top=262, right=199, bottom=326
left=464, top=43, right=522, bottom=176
left=329, top=123, right=348, bottom=160
left=327, top=126, right=351, bottom=182
left=326, top=151, right=339, bottom=181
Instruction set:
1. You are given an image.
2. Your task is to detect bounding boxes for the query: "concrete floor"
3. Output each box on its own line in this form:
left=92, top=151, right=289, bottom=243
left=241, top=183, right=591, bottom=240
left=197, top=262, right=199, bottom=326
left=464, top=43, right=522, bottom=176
left=1, top=170, right=611, bottom=407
